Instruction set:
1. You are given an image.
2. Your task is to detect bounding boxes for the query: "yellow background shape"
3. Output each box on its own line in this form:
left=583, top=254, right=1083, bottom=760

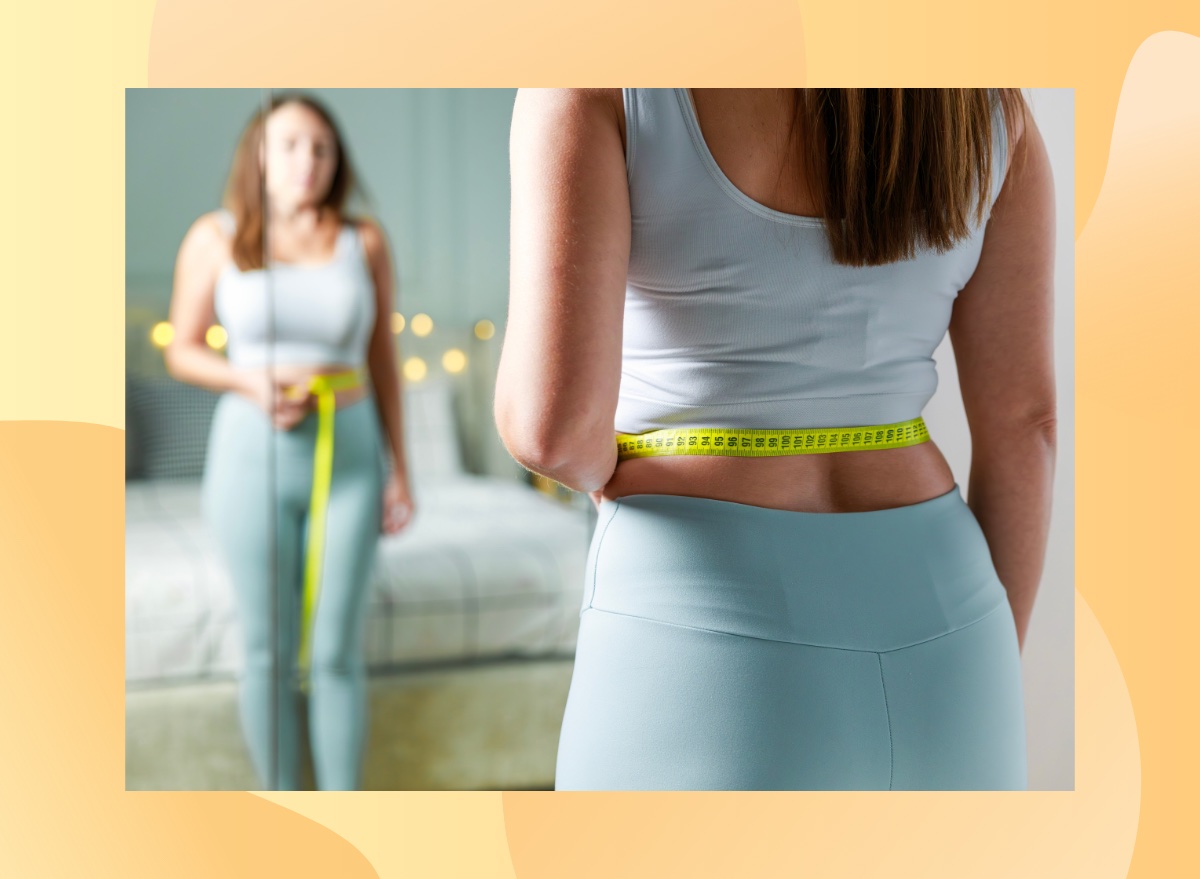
left=0, top=0, right=1196, bottom=875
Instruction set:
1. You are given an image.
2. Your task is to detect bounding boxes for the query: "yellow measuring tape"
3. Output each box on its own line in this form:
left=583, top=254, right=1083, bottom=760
left=283, top=367, right=367, bottom=692
left=615, top=416, right=929, bottom=460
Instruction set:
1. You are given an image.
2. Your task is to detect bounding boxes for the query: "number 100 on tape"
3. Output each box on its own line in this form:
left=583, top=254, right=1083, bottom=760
left=614, top=417, right=930, bottom=460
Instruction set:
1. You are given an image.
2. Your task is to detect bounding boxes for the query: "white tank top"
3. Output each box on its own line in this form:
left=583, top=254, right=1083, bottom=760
left=615, top=88, right=1010, bottom=434
left=212, top=208, right=376, bottom=369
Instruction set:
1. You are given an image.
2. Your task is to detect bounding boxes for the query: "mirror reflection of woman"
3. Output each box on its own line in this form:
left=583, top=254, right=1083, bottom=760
left=165, top=92, right=415, bottom=790
left=499, top=88, right=1055, bottom=790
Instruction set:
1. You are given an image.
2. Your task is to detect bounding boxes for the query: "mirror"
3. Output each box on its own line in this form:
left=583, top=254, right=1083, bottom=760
left=125, top=88, right=593, bottom=790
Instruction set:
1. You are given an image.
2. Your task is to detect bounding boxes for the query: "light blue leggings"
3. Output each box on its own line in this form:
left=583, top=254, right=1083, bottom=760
left=555, top=483, right=1028, bottom=790
left=202, top=390, right=386, bottom=790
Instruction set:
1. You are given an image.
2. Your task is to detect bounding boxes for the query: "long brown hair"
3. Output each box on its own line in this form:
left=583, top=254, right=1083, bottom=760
left=221, top=91, right=366, bottom=271
left=782, top=88, right=1029, bottom=266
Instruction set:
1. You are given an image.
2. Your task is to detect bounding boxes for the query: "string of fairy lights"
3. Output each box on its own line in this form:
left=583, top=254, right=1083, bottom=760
left=148, top=313, right=497, bottom=380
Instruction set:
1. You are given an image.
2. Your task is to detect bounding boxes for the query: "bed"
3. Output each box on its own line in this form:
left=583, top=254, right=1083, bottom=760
left=125, top=370, right=592, bottom=790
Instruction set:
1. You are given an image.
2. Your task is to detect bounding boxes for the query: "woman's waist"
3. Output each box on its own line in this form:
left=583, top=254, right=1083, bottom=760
left=601, top=438, right=956, bottom=514
left=266, top=362, right=371, bottom=410
left=212, top=387, right=379, bottom=453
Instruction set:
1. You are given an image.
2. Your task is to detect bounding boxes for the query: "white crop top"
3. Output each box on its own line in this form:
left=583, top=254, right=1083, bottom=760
left=614, top=89, right=1010, bottom=434
left=212, top=208, right=376, bottom=369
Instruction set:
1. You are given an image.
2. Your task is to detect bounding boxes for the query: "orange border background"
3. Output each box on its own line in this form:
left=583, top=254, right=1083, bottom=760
left=2, top=1, right=1197, bottom=875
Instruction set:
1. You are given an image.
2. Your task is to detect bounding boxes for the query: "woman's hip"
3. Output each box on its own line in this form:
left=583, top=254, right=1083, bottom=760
left=560, top=485, right=1027, bottom=789
left=580, top=482, right=1014, bottom=653
left=560, top=595, right=1026, bottom=790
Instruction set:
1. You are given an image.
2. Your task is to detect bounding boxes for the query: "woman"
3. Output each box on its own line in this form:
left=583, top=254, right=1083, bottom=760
left=497, top=88, right=1055, bottom=790
left=164, top=92, right=416, bottom=790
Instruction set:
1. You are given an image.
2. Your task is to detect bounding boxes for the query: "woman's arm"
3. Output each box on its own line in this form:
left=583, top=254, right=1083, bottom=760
left=495, top=88, right=630, bottom=492
left=948, top=109, right=1057, bottom=653
left=163, top=213, right=251, bottom=397
left=360, top=218, right=409, bottom=479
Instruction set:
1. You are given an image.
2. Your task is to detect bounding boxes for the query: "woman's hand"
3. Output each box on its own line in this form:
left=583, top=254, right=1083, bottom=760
left=238, top=367, right=314, bottom=431
left=588, top=488, right=604, bottom=510
left=382, top=470, right=415, bottom=535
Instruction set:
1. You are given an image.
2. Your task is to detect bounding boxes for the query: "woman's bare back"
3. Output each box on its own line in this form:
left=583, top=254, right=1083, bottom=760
left=597, top=88, right=993, bottom=513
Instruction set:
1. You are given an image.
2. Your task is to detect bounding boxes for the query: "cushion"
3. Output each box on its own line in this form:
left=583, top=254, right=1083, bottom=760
left=125, top=374, right=221, bottom=481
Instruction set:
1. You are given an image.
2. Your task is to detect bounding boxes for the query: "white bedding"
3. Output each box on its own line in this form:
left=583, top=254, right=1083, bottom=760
left=125, top=475, right=590, bottom=684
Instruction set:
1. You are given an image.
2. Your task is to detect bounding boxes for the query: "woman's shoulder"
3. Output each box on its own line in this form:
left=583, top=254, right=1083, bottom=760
left=199, top=207, right=234, bottom=237
left=345, top=214, right=390, bottom=277
left=513, top=89, right=626, bottom=157
left=346, top=214, right=384, bottom=248
left=175, top=209, right=233, bottom=269
left=515, top=88, right=623, bottom=121
left=516, top=87, right=621, bottom=104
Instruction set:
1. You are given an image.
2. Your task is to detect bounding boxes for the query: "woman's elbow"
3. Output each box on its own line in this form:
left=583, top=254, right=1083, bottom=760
left=494, top=402, right=610, bottom=484
left=1011, top=401, right=1058, bottom=449
left=971, top=404, right=1058, bottom=458
left=162, top=342, right=185, bottom=380
left=162, top=340, right=206, bottom=385
left=1029, top=410, right=1057, bottom=450
left=494, top=405, right=569, bottom=475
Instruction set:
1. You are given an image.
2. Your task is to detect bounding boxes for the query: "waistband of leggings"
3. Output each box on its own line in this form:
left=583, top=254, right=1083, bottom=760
left=585, top=483, right=1011, bottom=652
left=217, top=387, right=374, bottom=416
left=598, top=480, right=964, bottom=522
left=214, top=389, right=378, bottom=443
